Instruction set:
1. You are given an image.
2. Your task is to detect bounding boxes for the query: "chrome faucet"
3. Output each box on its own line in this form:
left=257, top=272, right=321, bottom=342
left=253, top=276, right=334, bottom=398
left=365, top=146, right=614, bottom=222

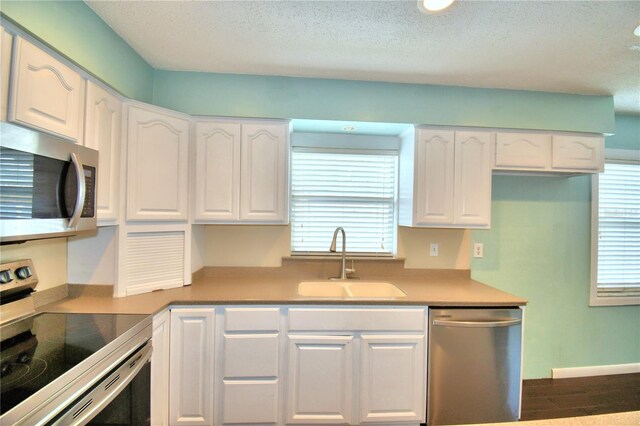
left=329, top=227, right=354, bottom=280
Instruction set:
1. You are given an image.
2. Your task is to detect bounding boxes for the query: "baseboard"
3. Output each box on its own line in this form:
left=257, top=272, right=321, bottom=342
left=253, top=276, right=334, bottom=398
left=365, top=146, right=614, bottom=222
left=552, top=363, right=640, bottom=379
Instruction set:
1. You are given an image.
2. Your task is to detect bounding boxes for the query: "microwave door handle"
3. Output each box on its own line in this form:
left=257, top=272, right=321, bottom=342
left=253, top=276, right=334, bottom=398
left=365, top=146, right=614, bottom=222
left=68, top=152, right=86, bottom=229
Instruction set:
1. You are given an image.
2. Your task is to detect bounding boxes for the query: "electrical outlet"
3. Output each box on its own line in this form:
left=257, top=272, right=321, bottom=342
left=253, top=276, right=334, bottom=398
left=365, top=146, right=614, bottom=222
left=473, top=243, right=484, bottom=258
left=430, top=243, right=439, bottom=257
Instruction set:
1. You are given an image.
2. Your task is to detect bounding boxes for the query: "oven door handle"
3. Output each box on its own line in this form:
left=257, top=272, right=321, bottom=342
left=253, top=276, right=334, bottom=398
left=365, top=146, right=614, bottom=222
left=47, top=340, right=152, bottom=426
left=67, top=152, right=86, bottom=229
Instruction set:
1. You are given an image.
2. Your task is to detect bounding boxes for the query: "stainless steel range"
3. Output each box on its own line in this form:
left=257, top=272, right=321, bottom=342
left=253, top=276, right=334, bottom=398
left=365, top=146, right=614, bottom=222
left=0, top=259, right=152, bottom=425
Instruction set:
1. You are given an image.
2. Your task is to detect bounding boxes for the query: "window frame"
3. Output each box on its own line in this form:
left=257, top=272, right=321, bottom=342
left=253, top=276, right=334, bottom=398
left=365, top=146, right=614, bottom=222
left=590, top=148, right=640, bottom=306
left=289, top=146, right=399, bottom=257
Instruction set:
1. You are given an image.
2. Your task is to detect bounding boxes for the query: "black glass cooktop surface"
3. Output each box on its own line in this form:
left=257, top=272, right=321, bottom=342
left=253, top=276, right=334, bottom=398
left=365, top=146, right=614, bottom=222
left=0, top=313, right=148, bottom=416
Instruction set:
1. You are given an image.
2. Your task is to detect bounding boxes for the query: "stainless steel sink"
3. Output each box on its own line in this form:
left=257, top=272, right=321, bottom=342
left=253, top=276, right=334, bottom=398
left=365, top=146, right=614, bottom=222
left=298, top=280, right=406, bottom=299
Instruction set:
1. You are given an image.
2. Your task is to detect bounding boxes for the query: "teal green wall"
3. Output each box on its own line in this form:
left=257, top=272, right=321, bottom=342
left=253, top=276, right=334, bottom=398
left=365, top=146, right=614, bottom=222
left=153, top=70, right=615, bottom=134
left=0, top=0, right=153, bottom=102
left=606, top=114, right=640, bottom=150
left=472, top=175, right=640, bottom=379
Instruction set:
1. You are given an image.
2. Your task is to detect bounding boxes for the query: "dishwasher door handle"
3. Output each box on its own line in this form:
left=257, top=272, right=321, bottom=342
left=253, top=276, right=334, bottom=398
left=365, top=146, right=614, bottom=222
left=433, top=318, right=521, bottom=328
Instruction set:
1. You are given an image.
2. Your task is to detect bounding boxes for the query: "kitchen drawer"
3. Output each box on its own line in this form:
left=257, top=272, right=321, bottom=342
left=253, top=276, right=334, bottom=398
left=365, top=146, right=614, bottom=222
left=223, top=334, right=279, bottom=378
left=222, top=380, right=278, bottom=424
left=288, top=308, right=426, bottom=332
left=224, top=307, right=280, bottom=332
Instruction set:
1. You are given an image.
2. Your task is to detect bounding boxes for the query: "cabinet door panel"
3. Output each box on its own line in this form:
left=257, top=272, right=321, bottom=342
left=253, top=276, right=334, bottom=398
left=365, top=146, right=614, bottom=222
left=552, top=135, right=604, bottom=171
left=151, top=311, right=171, bottom=426
left=454, top=131, right=492, bottom=227
left=240, top=123, right=288, bottom=223
left=194, top=121, right=241, bottom=221
left=287, top=335, right=353, bottom=424
left=495, top=133, right=551, bottom=170
left=414, top=128, right=455, bottom=225
left=1, top=26, right=12, bottom=122
left=10, top=37, right=84, bottom=141
left=127, top=105, right=189, bottom=221
left=170, top=308, right=214, bottom=425
left=223, top=334, right=279, bottom=378
left=360, top=335, right=426, bottom=423
left=222, top=380, right=278, bottom=424
left=84, top=81, right=121, bottom=223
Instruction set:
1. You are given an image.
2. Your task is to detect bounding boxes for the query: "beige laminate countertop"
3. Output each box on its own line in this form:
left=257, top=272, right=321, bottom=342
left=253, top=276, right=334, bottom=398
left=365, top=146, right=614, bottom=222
left=39, top=267, right=527, bottom=315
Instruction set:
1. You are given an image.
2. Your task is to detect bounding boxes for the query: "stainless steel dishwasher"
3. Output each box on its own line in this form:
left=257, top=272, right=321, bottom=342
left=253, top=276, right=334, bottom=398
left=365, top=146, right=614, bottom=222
left=427, top=308, right=523, bottom=425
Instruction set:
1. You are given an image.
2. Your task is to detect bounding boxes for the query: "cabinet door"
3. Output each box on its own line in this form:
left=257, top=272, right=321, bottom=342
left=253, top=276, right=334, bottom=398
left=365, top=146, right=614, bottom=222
left=552, top=135, right=604, bottom=171
left=359, top=335, right=426, bottom=423
left=151, top=310, right=171, bottom=426
left=240, top=122, right=288, bottom=223
left=170, top=308, right=215, bottom=426
left=454, top=131, right=493, bottom=227
left=495, top=132, right=551, bottom=170
left=84, top=81, right=122, bottom=224
left=287, top=335, right=353, bottom=424
left=1, top=26, right=12, bottom=122
left=126, top=104, right=190, bottom=221
left=414, top=128, right=455, bottom=225
left=10, top=36, right=84, bottom=141
left=194, top=121, right=241, bottom=222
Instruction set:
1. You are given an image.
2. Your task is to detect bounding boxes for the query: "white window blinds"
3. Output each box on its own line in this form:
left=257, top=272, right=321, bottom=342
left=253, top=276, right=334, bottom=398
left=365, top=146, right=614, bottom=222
left=291, top=149, right=397, bottom=255
left=596, top=162, right=640, bottom=297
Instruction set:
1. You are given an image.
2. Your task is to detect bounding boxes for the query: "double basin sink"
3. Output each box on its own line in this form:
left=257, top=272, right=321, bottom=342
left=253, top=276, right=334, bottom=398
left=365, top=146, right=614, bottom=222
left=298, top=280, right=406, bottom=299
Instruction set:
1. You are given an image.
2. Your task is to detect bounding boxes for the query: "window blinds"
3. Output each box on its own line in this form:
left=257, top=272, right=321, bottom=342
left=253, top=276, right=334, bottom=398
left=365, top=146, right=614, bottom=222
left=291, top=149, right=397, bottom=255
left=597, top=162, right=640, bottom=297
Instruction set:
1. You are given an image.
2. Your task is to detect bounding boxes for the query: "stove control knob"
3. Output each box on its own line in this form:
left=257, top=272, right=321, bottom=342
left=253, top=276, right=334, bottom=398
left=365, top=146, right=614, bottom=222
left=15, top=266, right=32, bottom=280
left=0, top=269, right=12, bottom=284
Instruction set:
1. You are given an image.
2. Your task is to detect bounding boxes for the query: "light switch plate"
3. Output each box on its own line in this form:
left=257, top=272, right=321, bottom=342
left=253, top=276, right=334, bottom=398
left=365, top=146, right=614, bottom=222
left=430, top=243, right=439, bottom=257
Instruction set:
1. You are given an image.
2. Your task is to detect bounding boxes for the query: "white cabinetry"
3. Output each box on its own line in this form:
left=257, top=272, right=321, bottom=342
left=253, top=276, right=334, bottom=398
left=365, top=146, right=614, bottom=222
left=126, top=103, right=190, bottom=221
left=287, top=307, right=427, bottom=425
left=84, top=81, right=122, bottom=224
left=194, top=119, right=289, bottom=224
left=1, top=26, right=12, bottom=122
left=494, top=131, right=603, bottom=172
left=170, top=307, right=215, bottom=426
left=152, top=310, right=171, bottom=426
left=9, top=36, right=84, bottom=142
left=399, top=127, right=492, bottom=228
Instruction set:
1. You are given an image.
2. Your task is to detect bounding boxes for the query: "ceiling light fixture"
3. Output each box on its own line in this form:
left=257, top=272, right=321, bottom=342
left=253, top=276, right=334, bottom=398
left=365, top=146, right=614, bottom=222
left=342, top=126, right=357, bottom=132
left=634, top=24, right=640, bottom=37
left=418, top=0, right=456, bottom=14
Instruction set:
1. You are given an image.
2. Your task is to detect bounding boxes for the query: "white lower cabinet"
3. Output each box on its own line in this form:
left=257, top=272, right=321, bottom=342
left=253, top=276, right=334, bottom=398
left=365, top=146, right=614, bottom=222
left=151, top=310, right=171, bottom=426
left=170, top=308, right=215, bottom=426
left=166, top=306, right=427, bottom=425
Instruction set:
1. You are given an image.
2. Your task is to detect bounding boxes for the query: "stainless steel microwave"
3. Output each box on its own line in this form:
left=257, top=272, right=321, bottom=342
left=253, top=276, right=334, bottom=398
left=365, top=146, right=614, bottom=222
left=0, top=122, right=98, bottom=243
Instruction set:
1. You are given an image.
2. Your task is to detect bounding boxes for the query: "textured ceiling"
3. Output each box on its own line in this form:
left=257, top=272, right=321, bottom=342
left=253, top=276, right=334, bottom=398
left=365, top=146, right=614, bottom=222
left=86, top=0, right=640, bottom=114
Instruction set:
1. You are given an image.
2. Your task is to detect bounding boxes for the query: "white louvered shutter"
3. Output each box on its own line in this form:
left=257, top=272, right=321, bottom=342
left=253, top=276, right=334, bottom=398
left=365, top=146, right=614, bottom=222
left=596, top=162, right=640, bottom=297
left=291, top=149, right=397, bottom=255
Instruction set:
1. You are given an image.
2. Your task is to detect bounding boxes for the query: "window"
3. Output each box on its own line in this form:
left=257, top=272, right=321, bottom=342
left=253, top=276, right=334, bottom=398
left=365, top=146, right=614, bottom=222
left=290, top=148, right=398, bottom=255
left=591, top=151, right=640, bottom=306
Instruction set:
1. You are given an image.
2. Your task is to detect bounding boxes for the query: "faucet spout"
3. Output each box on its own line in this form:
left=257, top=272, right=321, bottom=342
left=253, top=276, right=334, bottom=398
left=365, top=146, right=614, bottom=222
left=329, top=227, right=348, bottom=280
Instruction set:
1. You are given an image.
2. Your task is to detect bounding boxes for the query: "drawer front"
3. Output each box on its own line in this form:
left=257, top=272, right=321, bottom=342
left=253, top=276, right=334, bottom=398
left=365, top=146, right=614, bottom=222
left=288, top=308, right=426, bottom=332
left=223, top=334, right=279, bottom=378
left=495, top=133, right=551, bottom=170
left=224, top=307, right=280, bottom=332
left=223, top=380, right=278, bottom=424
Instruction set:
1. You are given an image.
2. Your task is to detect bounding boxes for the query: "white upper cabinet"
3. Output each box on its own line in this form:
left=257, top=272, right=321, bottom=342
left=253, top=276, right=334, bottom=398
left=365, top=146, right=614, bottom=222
left=9, top=36, right=84, bottom=142
left=1, top=26, right=12, bottom=122
left=454, top=131, right=493, bottom=227
left=193, top=119, right=289, bottom=224
left=126, top=103, right=190, bottom=221
left=552, top=134, right=604, bottom=171
left=494, top=131, right=603, bottom=173
left=194, top=121, right=241, bottom=221
left=84, top=81, right=122, bottom=224
left=494, top=132, right=551, bottom=170
left=240, top=123, right=288, bottom=223
left=400, top=127, right=492, bottom=228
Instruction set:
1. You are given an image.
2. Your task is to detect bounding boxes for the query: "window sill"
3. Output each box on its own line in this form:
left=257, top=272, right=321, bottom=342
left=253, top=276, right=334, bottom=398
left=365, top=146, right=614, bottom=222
left=589, top=295, right=640, bottom=307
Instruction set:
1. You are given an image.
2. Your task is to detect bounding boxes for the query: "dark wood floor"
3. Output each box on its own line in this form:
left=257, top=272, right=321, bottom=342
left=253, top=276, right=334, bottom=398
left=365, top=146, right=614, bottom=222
left=521, top=373, right=640, bottom=420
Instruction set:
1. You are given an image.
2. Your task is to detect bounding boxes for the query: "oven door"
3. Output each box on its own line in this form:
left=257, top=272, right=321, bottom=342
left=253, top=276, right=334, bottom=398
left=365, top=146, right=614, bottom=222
left=0, top=122, right=98, bottom=243
left=48, top=340, right=151, bottom=426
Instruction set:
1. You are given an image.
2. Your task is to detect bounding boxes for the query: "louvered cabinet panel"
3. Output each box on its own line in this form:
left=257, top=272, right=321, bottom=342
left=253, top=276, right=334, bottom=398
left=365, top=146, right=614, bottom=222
left=124, top=231, right=184, bottom=296
left=9, top=36, right=84, bottom=142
